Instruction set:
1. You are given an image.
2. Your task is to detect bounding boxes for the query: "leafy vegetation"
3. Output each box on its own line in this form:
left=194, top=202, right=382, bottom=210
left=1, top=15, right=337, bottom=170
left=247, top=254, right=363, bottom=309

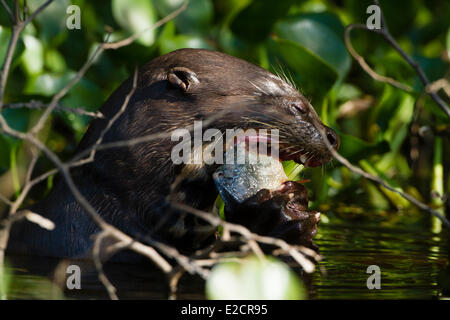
left=0, top=0, right=449, bottom=299
left=206, top=256, right=306, bottom=300
left=1, top=0, right=448, bottom=219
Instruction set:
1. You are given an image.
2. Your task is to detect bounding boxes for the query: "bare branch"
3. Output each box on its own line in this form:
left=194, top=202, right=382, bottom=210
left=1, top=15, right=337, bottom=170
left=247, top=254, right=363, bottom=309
left=170, top=202, right=317, bottom=273
left=0, top=0, right=202, bottom=299
left=0, top=0, right=54, bottom=110
left=426, top=78, right=450, bottom=97
left=0, top=193, right=12, bottom=206
left=0, top=69, right=177, bottom=277
left=102, top=0, right=189, bottom=50
left=311, top=117, right=450, bottom=229
left=23, top=210, right=54, bottom=230
left=0, top=0, right=323, bottom=300
left=22, top=0, right=53, bottom=26
left=8, top=168, right=57, bottom=215
left=0, top=120, right=176, bottom=273
left=5, top=101, right=104, bottom=118
left=29, top=42, right=106, bottom=135
left=93, top=231, right=119, bottom=300
left=82, top=67, right=139, bottom=164
left=380, top=31, right=450, bottom=118
left=345, top=1, right=450, bottom=118
left=0, top=25, right=21, bottom=107
left=344, top=24, right=413, bottom=92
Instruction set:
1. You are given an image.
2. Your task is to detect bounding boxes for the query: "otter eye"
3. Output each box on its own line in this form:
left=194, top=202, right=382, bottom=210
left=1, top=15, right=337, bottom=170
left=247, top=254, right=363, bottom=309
left=291, top=102, right=307, bottom=114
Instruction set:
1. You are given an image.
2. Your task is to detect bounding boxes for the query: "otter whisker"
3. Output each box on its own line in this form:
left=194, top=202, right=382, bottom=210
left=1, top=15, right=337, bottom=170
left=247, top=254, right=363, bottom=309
left=248, top=80, right=269, bottom=96
left=272, top=62, right=297, bottom=90
left=241, top=117, right=279, bottom=129
left=288, top=149, right=306, bottom=157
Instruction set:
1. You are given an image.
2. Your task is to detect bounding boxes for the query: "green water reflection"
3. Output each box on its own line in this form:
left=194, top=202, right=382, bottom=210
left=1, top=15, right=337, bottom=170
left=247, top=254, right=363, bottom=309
left=4, top=213, right=450, bottom=299
left=309, top=219, right=450, bottom=299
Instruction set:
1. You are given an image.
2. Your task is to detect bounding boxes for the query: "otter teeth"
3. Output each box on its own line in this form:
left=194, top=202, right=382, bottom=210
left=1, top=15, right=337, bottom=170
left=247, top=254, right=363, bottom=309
left=300, top=155, right=307, bottom=164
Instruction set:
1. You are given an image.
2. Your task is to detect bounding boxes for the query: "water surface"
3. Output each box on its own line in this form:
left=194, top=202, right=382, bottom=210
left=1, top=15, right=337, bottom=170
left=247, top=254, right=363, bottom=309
left=5, top=213, right=450, bottom=299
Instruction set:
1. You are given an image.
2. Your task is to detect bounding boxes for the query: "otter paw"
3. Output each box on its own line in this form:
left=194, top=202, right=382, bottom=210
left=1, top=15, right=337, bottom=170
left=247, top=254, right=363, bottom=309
left=224, top=181, right=320, bottom=249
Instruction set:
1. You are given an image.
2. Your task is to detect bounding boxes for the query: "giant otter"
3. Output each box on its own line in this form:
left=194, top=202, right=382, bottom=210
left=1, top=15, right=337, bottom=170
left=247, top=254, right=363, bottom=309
left=7, top=49, right=339, bottom=259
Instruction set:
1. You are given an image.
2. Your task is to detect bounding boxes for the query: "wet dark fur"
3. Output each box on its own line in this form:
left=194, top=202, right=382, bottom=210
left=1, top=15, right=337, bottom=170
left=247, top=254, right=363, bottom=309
left=7, top=49, right=338, bottom=259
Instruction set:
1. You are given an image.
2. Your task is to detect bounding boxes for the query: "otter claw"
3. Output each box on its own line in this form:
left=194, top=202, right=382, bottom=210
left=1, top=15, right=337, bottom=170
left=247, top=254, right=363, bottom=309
left=223, top=181, right=320, bottom=249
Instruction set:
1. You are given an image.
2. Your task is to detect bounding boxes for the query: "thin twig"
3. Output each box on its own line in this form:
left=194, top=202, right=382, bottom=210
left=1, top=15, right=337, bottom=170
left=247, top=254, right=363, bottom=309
left=0, top=118, right=175, bottom=272
left=29, top=42, right=106, bottom=135
left=0, top=0, right=198, bottom=299
left=171, top=202, right=317, bottom=273
left=101, top=0, right=189, bottom=50
left=93, top=231, right=118, bottom=300
left=0, top=69, right=176, bottom=276
left=311, top=118, right=450, bottom=229
left=344, top=0, right=450, bottom=118
left=81, top=67, right=139, bottom=165
left=0, top=0, right=324, bottom=300
left=5, top=101, right=104, bottom=118
left=0, top=26, right=21, bottom=107
left=0, top=0, right=54, bottom=110
left=426, top=78, right=450, bottom=98
left=22, top=0, right=53, bottom=26
left=339, top=1, right=450, bottom=225
left=344, top=24, right=413, bottom=92
left=0, top=193, right=12, bottom=206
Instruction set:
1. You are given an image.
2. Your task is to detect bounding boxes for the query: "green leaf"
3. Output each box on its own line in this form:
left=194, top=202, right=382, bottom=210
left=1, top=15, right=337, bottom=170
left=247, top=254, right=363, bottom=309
left=206, top=256, right=306, bottom=300
left=360, top=159, right=410, bottom=209
left=159, top=34, right=214, bottom=55
left=158, top=21, right=214, bottom=54
left=2, top=268, right=66, bottom=299
left=0, top=262, right=12, bottom=299
left=383, top=93, right=414, bottom=153
left=336, top=83, right=362, bottom=101
left=21, top=35, right=44, bottom=75
left=0, top=26, right=25, bottom=67
left=112, top=0, right=157, bottom=46
left=0, top=134, right=12, bottom=170
left=283, top=160, right=304, bottom=181
left=371, top=85, right=401, bottom=133
left=413, top=55, right=447, bottom=84
left=153, top=0, right=213, bottom=35
left=339, top=134, right=390, bottom=163
left=24, top=72, right=74, bottom=96
left=215, top=195, right=226, bottom=220
left=230, top=0, right=296, bottom=42
left=272, top=38, right=338, bottom=101
left=294, top=12, right=346, bottom=38
left=217, top=25, right=254, bottom=60
left=60, top=77, right=104, bottom=137
left=275, top=14, right=351, bottom=81
left=345, top=0, right=418, bottom=37
left=62, top=78, right=104, bottom=111
left=44, top=49, right=67, bottom=73
left=2, top=108, right=32, bottom=133
left=28, top=0, right=70, bottom=44
left=0, top=108, right=33, bottom=169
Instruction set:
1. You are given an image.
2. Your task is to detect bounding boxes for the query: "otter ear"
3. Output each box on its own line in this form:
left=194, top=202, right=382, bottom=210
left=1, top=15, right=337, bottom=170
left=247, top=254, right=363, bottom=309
left=167, top=67, right=199, bottom=93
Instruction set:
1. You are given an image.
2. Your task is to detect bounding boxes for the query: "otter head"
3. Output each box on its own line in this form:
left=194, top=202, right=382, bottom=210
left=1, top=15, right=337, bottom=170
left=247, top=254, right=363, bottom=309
left=161, top=49, right=339, bottom=168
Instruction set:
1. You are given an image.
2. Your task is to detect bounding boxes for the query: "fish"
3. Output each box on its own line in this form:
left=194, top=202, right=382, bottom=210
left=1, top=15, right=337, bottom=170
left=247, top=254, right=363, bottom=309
left=213, top=142, right=320, bottom=249
left=213, top=142, right=288, bottom=206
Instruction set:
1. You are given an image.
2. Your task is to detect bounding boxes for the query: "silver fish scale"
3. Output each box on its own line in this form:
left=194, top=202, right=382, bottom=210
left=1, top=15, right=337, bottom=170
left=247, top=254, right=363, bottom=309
left=213, top=143, right=287, bottom=204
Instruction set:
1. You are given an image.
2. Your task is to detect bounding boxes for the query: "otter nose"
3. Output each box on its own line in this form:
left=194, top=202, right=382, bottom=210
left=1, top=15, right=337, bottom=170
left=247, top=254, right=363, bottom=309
left=325, top=127, right=340, bottom=150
